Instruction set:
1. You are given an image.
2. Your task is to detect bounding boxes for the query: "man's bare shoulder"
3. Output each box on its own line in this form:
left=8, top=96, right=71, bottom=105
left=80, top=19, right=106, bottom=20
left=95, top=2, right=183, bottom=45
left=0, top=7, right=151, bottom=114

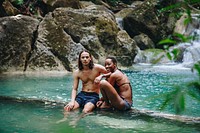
left=94, top=63, right=104, bottom=68
left=73, top=69, right=80, bottom=77
left=94, top=63, right=106, bottom=71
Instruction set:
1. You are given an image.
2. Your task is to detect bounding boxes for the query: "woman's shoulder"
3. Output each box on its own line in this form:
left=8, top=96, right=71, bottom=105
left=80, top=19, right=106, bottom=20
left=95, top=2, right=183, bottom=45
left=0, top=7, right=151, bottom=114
left=111, top=69, right=122, bottom=77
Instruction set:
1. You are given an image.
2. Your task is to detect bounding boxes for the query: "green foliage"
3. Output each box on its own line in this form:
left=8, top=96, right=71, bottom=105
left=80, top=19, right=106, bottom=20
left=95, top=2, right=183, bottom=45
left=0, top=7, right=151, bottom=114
left=12, top=0, right=24, bottom=5
left=187, top=82, right=200, bottom=102
left=108, top=0, right=119, bottom=6
left=173, top=33, right=194, bottom=42
left=158, top=32, right=196, bottom=62
left=158, top=86, right=185, bottom=114
left=156, top=0, right=200, bottom=114
left=192, top=62, right=200, bottom=79
left=151, top=55, right=165, bottom=64
left=159, top=0, right=200, bottom=25
left=157, top=62, right=200, bottom=114
left=159, top=38, right=177, bottom=45
left=159, top=2, right=182, bottom=13
left=171, top=48, right=180, bottom=60
left=159, top=33, right=195, bottom=46
left=10, top=0, right=43, bottom=16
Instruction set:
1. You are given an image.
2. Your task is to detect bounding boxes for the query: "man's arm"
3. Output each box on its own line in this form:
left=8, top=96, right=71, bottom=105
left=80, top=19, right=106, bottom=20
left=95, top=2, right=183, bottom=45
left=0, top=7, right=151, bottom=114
left=70, top=72, right=79, bottom=104
left=64, top=71, right=79, bottom=111
left=99, top=64, right=107, bottom=74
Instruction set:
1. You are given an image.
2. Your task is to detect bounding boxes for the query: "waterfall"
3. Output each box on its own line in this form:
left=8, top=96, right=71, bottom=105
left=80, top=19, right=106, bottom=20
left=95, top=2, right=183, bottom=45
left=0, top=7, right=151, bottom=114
left=116, top=13, right=200, bottom=68
left=134, top=14, right=200, bottom=67
left=181, top=15, right=200, bottom=67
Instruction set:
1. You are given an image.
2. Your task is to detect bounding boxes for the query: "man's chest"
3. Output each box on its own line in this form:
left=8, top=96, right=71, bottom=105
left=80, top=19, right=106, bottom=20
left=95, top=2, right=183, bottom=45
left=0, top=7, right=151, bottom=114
left=79, top=70, right=99, bottom=82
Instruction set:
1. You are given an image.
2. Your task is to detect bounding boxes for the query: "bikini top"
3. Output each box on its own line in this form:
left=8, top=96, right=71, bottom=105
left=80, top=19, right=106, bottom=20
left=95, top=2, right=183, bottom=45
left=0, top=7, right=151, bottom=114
left=114, top=82, right=130, bottom=93
left=111, top=69, right=131, bottom=93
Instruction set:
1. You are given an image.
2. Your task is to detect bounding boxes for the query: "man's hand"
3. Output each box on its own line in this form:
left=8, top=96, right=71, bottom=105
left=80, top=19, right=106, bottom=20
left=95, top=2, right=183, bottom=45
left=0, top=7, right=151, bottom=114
left=64, top=102, right=75, bottom=111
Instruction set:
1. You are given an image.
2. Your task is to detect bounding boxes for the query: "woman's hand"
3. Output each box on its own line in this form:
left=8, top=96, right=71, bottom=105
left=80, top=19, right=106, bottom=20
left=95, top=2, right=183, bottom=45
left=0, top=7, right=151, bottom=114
left=94, top=76, right=102, bottom=84
left=96, top=100, right=104, bottom=108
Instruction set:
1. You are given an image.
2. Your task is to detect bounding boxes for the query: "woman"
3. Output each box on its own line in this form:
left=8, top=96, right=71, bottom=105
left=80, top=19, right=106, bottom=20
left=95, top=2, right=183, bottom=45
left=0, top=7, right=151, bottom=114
left=96, top=56, right=133, bottom=111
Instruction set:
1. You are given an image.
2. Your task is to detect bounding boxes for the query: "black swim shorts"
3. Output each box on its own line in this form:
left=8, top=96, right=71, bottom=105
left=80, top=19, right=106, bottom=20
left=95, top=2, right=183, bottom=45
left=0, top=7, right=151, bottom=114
left=75, top=91, right=99, bottom=108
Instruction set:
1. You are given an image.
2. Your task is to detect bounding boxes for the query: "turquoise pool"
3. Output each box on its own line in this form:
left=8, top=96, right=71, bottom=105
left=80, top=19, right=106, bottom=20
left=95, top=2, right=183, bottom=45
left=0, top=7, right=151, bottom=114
left=0, top=64, right=199, bottom=132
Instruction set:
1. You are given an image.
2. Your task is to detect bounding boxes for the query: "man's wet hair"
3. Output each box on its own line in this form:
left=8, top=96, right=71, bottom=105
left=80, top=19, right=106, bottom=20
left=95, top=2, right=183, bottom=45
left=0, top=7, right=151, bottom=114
left=78, top=50, right=94, bottom=70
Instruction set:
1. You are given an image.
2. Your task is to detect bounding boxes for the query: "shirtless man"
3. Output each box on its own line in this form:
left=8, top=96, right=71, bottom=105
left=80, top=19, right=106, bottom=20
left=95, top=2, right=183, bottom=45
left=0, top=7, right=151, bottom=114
left=64, top=50, right=107, bottom=113
left=96, top=56, right=133, bottom=111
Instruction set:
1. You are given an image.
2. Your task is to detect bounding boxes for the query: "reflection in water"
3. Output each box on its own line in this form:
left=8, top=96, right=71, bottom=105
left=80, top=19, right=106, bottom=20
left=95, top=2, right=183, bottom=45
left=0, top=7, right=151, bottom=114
left=89, top=115, right=179, bottom=131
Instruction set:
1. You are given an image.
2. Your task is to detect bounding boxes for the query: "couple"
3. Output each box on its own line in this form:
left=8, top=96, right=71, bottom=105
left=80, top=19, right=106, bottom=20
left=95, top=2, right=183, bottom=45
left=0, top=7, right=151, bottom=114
left=64, top=50, right=132, bottom=113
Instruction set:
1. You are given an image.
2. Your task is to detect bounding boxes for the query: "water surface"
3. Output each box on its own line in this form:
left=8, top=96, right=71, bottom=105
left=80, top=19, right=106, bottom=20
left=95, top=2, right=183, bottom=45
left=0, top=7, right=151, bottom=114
left=0, top=64, right=200, bottom=133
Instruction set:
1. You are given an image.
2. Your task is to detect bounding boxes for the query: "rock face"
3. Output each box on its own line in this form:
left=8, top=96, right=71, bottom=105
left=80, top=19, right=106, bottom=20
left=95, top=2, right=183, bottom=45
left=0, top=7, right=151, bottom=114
left=0, top=5, right=139, bottom=73
left=123, top=0, right=175, bottom=46
left=0, top=0, right=198, bottom=73
left=0, top=15, right=39, bottom=72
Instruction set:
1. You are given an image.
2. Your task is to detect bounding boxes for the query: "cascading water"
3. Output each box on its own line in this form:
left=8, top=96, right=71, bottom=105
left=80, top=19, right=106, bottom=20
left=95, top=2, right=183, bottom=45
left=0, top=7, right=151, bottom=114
left=172, top=13, right=200, bottom=68
left=182, top=28, right=200, bottom=66
left=133, top=13, right=200, bottom=67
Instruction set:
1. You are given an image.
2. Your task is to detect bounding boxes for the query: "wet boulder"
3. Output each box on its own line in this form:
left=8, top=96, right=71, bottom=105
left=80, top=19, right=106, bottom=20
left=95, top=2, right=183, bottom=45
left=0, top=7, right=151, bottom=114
left=0, top=15, right=39, bottom=73
left=123, top=0, right=176, bottom=46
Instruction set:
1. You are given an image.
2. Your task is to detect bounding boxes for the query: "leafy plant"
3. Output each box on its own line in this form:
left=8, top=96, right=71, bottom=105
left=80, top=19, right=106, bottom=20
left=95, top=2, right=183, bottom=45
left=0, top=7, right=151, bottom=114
left=159, top=0, right=199, bottom=25
left=158, top=62, right=200, bottom=114
left=158, top=32, right=196, bottom=61
left=156, top=0, right=200, bottom=114
left=7, top=0, right=43, bottom=16
left=12, top=0, right=24, bottom=5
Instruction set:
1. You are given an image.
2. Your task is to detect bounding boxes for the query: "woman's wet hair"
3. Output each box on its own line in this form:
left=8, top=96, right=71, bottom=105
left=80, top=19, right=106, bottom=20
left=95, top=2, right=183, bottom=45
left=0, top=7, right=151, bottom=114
left=106, top=56, right=117, bottom=65
left=78, top=50, right=94, bottom=70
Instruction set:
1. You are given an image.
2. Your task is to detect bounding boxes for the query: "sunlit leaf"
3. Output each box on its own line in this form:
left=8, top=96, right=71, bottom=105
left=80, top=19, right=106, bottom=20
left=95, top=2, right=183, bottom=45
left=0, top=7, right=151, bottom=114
left=171, top=48, right=180, bottom=60
left=159, top=95, right=171, bottom=110
left=184, top=18, right=191, bottom=26
left=193, top=62, right=200, bottom=78
left=159, top=3, right=182, bottom=12
left=158, top=87, right=179, bottom=111
left=187, top=87, right=200, bottom=102
left=158, top=39, right=177, bottom=45
left=159, top=93, right=174, bottom=110
left=166, top=52, right=172, bottom=60
left=174, top=33, right=185, bottom=40
left=179, top=93, right=185, bottom=112
left=151, top=55, right=165, bottom=64
left=173, top=87, right=185, bottom=114
left=186, top=6, right=192, bottom=18
left=13, top=0, right=24, bottom=5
